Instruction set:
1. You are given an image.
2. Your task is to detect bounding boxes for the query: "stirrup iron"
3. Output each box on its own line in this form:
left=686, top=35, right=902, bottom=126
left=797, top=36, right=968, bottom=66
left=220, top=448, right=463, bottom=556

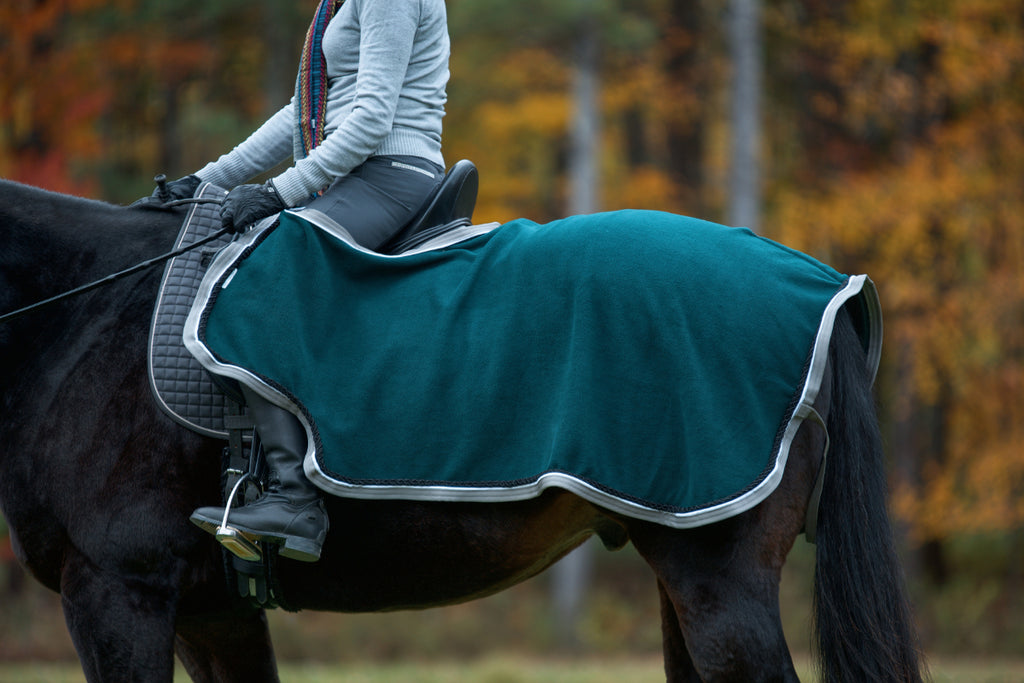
left=214, top=474, right=263, bottom=562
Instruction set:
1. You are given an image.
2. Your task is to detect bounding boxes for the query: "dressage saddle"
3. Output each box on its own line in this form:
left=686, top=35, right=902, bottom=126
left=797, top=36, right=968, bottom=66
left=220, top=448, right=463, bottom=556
left=148, top=159, right=480, bottom=606
left=149, top=159, right=481, bottom=437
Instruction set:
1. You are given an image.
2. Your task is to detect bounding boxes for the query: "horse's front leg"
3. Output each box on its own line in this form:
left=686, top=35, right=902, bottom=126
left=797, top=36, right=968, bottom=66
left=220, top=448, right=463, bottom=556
left=60, top=553, right=180, bottom=683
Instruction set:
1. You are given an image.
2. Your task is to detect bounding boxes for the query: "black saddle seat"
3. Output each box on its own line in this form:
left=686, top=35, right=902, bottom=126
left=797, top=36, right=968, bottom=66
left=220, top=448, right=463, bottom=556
left=380, top=159, right=479, bottom=255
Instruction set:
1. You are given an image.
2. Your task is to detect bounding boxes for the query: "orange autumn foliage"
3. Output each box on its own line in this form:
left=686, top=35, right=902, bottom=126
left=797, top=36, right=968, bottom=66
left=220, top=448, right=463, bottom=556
left=768, top=0, right=1024, bottom=538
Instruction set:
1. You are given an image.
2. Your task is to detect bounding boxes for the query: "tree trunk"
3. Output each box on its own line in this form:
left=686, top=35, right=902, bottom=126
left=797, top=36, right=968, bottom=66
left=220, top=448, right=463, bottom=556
left=551, top=14, right=601, bottom=648
left=568, top=18, right=600, bottom=216
left=664, top=0, right=706, bottom=213
left=727, top=0, right=761, bottom=232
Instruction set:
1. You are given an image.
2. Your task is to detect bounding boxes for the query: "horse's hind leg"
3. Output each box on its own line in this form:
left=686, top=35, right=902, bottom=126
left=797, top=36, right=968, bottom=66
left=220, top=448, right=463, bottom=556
left=175, top=610, right=279, bottom=683
left=656, top=580, right=702, bottom=682
left=633, top=520, right=801, bottom=683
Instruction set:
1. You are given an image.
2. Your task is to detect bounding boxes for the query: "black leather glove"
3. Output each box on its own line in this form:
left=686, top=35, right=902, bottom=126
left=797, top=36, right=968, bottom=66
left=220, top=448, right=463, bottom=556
left=220, top=181, right=287, bottom=233
left=153, top=174, right=202, bottom=202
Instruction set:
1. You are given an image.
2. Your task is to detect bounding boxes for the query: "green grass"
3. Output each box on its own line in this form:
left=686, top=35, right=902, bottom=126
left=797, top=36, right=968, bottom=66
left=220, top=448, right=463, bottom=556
left=0, top=659, right=668, bottom=683
left=3, top=657, right=1024, bottom=682
left=3, top=537, right=1023, bottom=680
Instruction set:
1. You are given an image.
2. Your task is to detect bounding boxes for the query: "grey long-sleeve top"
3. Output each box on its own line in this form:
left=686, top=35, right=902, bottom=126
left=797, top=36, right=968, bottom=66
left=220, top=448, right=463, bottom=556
left=195, top=0, right=448, bottom=207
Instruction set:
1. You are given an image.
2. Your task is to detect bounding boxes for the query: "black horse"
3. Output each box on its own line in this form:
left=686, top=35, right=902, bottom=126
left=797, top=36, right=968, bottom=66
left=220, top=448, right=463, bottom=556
left=0, top=179, right=923, bottom=682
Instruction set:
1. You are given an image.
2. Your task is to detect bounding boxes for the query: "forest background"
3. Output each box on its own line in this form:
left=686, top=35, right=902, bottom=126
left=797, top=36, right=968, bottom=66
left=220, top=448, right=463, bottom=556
left=1, top=0, right=1022, bottom=665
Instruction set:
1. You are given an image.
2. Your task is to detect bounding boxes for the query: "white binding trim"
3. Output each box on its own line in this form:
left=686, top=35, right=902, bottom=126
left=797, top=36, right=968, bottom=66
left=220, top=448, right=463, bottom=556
left=291, top=207, right=501, bottom=256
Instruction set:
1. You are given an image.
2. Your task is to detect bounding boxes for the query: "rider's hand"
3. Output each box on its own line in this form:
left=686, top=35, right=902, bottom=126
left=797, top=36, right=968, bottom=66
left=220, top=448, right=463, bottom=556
left=154, top=174, right=202, bottom=202
left=220, top=181, right=287, bottom=234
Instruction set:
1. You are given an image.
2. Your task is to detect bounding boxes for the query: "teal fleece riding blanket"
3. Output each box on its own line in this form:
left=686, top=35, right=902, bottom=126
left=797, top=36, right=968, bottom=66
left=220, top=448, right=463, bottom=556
left=184, top=208, right=881, bottom=528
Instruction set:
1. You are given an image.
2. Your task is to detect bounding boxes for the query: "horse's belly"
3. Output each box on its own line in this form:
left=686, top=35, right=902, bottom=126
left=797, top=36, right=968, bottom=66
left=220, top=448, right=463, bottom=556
left=277, top=492, right=625, bottom=611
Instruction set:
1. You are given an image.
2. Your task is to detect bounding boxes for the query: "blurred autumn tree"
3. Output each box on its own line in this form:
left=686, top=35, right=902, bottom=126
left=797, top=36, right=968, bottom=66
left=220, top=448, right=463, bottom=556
left=1, top=0, right=1022, bottom=589
left=0, top=0, right=308, bottom=202
left=766, top=0, right=1024, bottom=583
left=446, top=0, right=687, bottom=222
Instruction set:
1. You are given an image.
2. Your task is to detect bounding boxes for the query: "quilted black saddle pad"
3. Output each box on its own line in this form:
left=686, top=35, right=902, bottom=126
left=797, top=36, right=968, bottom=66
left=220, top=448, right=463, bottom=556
left=147, top=182, right=237, bottom=438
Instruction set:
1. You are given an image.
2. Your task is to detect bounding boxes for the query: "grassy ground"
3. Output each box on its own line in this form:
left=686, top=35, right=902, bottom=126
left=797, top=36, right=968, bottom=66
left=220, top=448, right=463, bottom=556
left=4, top=656, right=1024, bottom=682
left=2, top=536, right=1022, bottom=680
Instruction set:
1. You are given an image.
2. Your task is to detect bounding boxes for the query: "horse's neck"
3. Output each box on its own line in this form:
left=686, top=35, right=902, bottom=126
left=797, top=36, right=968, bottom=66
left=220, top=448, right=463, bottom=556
left=3, top=180, right=109, bottom=244
left=0, top=180, right=179, bottom=327
left=1, top=181, right=169, bottom=277
left=0, top=181, right=181, bottom=399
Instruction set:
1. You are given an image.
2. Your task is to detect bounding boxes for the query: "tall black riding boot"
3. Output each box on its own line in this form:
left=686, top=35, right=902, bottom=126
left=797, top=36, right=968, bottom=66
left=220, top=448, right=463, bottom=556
left=190, top=387, right=329, bottom=562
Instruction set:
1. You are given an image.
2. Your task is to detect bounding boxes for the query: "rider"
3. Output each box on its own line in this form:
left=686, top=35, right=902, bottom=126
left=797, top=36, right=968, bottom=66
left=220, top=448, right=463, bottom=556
left=161, top=0, right=450, bottom=562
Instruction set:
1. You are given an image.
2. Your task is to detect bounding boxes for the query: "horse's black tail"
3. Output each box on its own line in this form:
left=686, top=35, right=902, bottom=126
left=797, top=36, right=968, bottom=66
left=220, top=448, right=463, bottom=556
left=813, top=307, right=925, bottom=682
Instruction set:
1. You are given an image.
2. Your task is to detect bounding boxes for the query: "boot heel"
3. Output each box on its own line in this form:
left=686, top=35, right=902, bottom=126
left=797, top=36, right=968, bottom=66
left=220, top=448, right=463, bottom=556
left=280, top=536, right=322, bottom=562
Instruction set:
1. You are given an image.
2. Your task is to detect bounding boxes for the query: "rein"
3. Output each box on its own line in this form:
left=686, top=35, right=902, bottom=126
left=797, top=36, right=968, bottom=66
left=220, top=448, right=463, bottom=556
left=0, top=197, right=230, bottom=325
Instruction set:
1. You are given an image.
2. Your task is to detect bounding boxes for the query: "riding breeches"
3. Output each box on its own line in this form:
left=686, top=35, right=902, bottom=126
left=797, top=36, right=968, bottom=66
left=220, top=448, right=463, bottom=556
left=304, top=155, right=443, bottom=250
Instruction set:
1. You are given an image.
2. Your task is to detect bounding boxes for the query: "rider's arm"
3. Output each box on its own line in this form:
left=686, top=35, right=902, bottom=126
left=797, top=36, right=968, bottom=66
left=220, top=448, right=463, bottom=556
left=194, top=102, right=295, bottom=190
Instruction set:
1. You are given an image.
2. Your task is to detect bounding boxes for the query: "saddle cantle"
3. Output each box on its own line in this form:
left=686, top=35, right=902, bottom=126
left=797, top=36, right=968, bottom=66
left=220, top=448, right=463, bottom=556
left=379, top=158, right=479, bottom=254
